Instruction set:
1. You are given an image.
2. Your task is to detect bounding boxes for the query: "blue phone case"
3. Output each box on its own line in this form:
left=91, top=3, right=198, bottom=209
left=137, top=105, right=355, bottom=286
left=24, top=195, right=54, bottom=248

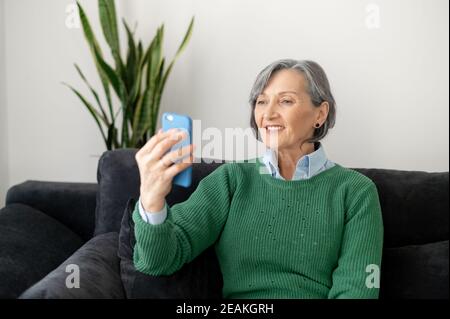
left=161, top=112, right=193, bottom=188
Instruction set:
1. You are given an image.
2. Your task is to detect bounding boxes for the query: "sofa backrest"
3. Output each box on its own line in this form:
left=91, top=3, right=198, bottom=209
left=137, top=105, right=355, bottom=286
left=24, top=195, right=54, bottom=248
left=352, top=167, right=448, bottom=248
left=95, top=149, right=449, bottom=246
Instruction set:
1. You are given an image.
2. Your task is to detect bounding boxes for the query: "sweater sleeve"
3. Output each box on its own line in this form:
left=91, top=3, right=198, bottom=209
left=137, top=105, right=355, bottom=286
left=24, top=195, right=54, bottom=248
left=132, top=163, right=235, bottom=276
left=328, top=181, right=384, bottom=299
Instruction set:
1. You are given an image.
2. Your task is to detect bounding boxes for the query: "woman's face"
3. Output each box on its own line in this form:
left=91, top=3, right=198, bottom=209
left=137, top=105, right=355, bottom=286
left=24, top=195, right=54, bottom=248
left=254, top=69, right=327, bottom=151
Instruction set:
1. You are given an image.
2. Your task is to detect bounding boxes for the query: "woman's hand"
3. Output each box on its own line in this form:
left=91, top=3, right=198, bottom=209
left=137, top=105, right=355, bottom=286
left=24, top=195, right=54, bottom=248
left=135, top=128, right=195, bottom=212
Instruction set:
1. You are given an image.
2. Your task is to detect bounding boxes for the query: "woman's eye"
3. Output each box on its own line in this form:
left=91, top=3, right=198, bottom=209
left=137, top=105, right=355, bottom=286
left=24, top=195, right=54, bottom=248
left=281, top=100, right=293, bottom=104
left=256, top=100, right=266, bottom=105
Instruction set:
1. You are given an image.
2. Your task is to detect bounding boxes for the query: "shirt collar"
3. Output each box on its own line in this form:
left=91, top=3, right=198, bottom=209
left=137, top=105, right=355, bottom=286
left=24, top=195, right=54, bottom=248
left=261, top=142, right=329, bottom=179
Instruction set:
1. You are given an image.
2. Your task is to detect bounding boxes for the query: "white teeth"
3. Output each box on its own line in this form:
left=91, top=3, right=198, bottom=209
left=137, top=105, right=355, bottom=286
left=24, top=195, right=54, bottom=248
left=266, top=126, right=284, bottom=131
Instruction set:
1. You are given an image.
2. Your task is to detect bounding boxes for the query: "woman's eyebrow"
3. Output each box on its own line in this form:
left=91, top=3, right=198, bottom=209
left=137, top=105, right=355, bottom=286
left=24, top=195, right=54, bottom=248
left=259, top=91, right=299, bottom=96
left=279, top=91, right=298, bottom=95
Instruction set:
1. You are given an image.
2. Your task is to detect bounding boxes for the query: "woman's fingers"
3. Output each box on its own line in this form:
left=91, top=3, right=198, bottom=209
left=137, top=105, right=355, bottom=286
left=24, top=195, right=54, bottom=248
left=137, top=128, right=179, bottom=159
left=136, top=128, right=192, bottom=212
left=158, top=144, right=195, bottom=169
left=148, top=130, right=188, bottom=162
left=165, top=154, right=194, bottom=179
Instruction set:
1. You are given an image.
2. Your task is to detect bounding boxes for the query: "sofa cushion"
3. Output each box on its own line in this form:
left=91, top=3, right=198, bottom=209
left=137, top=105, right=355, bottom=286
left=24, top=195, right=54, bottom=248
left=0, top=204, right=83, bottom=298
left=5, top=180, right=98, bottom=241
left=379, top=240, right=449, bottom=299
left=117, top=197, right=223, bottom=299
left=19, top=232, right=125, bottom=299
left=94, top=148, right=221, bottom=236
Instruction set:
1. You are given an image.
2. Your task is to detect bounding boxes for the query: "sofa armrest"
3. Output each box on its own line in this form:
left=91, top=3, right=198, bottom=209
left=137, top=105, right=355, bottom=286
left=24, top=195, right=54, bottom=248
left=5, top=180, right=97, bottom=241
left=19, top=232, right=125, bottom=299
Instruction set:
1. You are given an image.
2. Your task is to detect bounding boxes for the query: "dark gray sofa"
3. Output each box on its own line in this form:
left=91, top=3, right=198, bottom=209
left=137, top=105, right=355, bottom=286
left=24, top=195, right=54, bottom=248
left=0, top=149, right=448, bottom=299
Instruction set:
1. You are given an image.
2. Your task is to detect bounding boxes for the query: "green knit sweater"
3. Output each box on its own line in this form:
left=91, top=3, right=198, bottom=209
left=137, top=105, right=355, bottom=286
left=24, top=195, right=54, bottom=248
left=132, top=158, right=384, bottom=299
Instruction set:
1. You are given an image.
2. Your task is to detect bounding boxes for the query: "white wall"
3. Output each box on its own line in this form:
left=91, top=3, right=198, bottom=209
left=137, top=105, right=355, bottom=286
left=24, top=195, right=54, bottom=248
left=2, top=0, right=449, bottom=202
left=4, top=0, right=111, bottom=200
left=0, top=0, right=8, bottom=207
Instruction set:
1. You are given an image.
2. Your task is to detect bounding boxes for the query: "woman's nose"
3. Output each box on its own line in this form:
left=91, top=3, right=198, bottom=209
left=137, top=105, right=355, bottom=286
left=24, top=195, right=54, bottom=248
left=264, top=100, right=278, bottom=119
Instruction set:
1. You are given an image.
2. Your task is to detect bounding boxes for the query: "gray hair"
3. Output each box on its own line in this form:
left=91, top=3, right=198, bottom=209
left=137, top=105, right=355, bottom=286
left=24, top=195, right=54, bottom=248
left=249, top=59, right=336, bottom=146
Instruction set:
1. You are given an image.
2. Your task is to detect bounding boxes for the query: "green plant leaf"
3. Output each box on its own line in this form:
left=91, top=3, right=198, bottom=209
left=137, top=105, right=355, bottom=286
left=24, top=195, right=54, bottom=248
left=130, top=25, right=163, bottom=144
left=153, top=16, right=195, bottom=124
left=137, top=41, right=143, bottom=63
left=150, top=58, right=166, bottom=134
left=174, top=16, right=194, bottom=60
left=112, top=126, right=120, bottom=149
left=106, top=123, right=117, bottom=150
left=123, top=19, right=137, bottom=92
left=77, top=1, right=114, bottom=127
left=141, top=31, right=157, bottom=68
left=146, top=26, right=164, bottom=130
left=98, top=0, right=123, bottom=72
left=74, top=64, right=109, bottom=125
left=121, top=19, right=139, bottom=149
left=128, top=64, right=143, bottom=112
left=93, top=46, right=127, bottom=102
left=131, top=63, right=157, bottom=144
left=131, top=87, right=152, bottom=145
left=121, top=111, right=129, bottom=148
left=113, top=105, right=122, bottom=122
left=146, top=25, right=164, bottom=87
left=63, top=82, right=108, bottom=145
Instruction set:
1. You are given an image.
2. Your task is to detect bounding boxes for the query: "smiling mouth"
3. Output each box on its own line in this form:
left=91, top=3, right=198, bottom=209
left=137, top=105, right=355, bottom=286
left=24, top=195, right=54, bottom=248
left=264, top=125, right=285, bottom=133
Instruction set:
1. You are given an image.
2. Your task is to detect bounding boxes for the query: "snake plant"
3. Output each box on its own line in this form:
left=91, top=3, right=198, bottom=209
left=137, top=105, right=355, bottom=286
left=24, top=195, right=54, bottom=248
left=64, top=0, right=194, bottom=150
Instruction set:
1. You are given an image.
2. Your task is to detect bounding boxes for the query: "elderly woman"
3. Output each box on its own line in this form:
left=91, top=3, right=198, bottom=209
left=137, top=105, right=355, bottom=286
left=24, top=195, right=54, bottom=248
left=133, top=59, right=384, bottom=299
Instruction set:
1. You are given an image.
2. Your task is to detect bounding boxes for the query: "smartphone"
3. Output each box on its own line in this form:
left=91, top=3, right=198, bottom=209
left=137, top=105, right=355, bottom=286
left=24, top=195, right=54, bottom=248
left=161, top=112, right=193, bottom=188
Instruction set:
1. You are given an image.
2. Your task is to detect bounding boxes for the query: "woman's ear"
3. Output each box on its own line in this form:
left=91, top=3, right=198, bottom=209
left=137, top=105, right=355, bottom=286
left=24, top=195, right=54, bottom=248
left=318, top=101, right=330, bottom=122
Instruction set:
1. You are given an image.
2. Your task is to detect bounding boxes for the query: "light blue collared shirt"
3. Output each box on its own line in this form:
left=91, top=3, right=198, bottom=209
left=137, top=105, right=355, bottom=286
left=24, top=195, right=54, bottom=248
left=139, top=142, right=335, bottom=224
left=261, top=142, right=336, bottom=180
